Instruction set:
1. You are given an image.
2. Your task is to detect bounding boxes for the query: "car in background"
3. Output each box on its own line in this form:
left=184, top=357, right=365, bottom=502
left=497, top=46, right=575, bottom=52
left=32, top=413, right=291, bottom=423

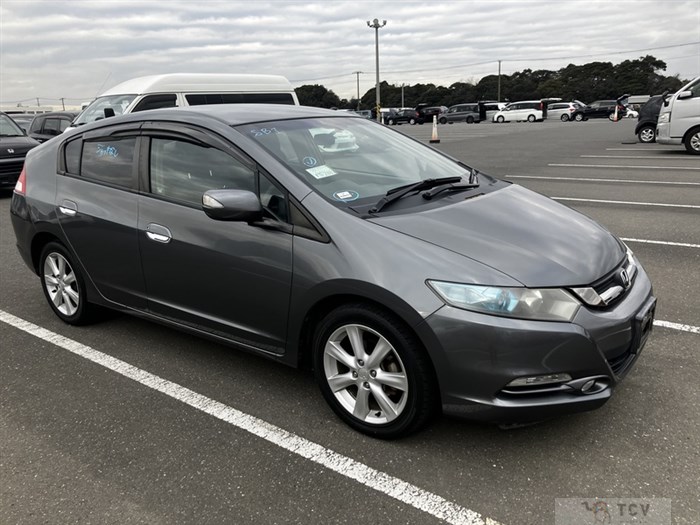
left=353, top=110, right=372, bottom=119
left=415, top=104, right=447, bottom=124
left=0, top=112, right=40, bottom=189
left=547, top=102, right=582, bottom=121
left=656, top=75, right=700, bottom=154
left=493, top=101, right=543, bottom=123
left=439, top=104, right=480, bottom=124
left=634, top=94, right=667, bottom=143
left=386, top=108, right=420, bottom=125
left=571, top=100, right=627, bottom=121
left=28, top=111, right=78, bottom=143
left=481, top=102, right=506, bottom=121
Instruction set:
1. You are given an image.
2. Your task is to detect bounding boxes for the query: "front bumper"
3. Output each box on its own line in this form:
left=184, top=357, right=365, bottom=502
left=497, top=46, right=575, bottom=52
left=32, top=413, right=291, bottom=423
left=655, top=122, right=681, bottom=145
left=424, top=265, right=655, bottom=423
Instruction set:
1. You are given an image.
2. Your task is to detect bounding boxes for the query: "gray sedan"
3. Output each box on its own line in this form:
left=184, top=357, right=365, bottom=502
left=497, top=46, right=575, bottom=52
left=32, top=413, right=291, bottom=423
left=10, top=104, right=656, bottom=438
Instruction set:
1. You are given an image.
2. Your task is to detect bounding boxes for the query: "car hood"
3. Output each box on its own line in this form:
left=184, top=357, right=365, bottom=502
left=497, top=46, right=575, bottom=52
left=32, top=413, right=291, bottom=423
left=371, top=184, right=624, bottom=287
left=0, top=135, right=40, bottom=157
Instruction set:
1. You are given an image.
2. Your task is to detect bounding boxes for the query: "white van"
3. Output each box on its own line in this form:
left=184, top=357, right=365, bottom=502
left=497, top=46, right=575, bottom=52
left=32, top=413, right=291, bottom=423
left=492, top=100, right=543, bottom=123
left=69, top=73, right=299, bottom=129
left=656, top=76, right=700, bottom=154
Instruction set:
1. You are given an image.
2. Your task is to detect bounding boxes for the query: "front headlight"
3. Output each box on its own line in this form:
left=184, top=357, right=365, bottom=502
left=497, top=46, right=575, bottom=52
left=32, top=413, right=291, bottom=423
left=657, top=112, right=670, bottom=123
left=427, top=281, right=580, bottom=322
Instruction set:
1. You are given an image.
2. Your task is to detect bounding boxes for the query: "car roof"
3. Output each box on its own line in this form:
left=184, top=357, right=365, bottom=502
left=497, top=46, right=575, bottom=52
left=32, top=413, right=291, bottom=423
left=79, top=104, right=358, bottom=130
left=100, top=73, right=294, bottom=96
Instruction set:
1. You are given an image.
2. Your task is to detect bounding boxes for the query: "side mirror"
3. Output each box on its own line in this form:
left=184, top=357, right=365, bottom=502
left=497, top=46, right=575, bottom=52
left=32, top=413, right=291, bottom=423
left=202, top=189, right=263, bottom=222
left=677, top=90, right=693, bottom=100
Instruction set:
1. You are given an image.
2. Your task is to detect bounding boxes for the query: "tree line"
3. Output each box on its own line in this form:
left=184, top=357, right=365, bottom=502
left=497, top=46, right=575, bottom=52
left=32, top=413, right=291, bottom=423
left=296, top=55, right=687, bottom=109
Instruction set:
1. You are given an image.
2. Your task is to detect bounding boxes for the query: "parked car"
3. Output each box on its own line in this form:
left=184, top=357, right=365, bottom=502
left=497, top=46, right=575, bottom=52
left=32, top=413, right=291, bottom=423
left=415, top=104, right=447, bottom=124
left=656, top=75, right=700, bottom=154
left=493, top=101, right=543, bottom=122
left=571, top=100, right=627, bottom=121
left=480, top=101, right=506, bottom=122
left=11, top=104, right=656, bottom=438
left=547, top=102, right=582, bottom=121
left=386, top=109, right=420, bottom=125
left=0, top=112, right=40, bottom=189
left=635, top=94, right=667, bottom=143
left=28, top=111, right=78, bottom=143
left=440, top=104, right=480, bottom=124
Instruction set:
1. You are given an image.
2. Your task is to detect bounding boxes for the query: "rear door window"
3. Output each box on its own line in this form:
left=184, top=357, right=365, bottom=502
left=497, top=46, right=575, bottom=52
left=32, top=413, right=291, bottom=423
left=81, top=137, right=137, bottom=188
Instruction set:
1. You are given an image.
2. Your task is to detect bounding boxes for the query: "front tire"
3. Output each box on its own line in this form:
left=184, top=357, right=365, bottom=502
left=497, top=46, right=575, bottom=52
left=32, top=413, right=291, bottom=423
left=387, top=119, right=395, bottom=126
left=39, top=242, right=95, bottom=325
left=409, top=118, right=417, bottom=125
left=496, top=115, right=505, bottom=123
left=684, top=127, right=700, bottom=155
left=638, top=125, right=656, bottom=143
left=439, top=117, right=447, bottom=124
left=466, top=116, right=474, bottom=124
left=313, top=303, right=437, bottom=439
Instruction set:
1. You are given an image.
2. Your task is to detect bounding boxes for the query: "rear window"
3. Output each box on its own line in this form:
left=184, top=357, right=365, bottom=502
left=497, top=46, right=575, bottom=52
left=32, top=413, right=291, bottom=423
left=185, top=93, right=295, bottom=105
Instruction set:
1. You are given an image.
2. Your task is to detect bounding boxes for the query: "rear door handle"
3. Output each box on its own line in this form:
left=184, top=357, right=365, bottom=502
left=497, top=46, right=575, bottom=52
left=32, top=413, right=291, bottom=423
left=145, top=223, right=172, bottom=244
left=58, top=200, right=78, bottom=216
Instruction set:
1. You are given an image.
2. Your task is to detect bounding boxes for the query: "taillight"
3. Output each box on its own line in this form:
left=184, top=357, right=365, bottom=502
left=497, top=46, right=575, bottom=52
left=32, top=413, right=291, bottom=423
left=15, top=166, right=26, bottom=195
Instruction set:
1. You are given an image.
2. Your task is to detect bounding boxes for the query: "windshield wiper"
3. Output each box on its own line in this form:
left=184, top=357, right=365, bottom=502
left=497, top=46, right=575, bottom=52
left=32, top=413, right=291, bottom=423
left=369, top=176, right=463, bottom=213
left=422, top=181, right=479, bottom=200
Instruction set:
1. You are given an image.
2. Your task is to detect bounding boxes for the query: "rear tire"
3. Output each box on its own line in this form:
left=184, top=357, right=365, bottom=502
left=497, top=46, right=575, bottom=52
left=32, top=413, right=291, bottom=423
left=439, top=117, right=447, bottom=124
left=409, top=118, right=417, bottom=125
left=466, top=116, right=474, bottom=124
left=387, top=119, right=395, bottom=126
left=684, top=127, right=700, bottom=155
left=313, top=303, right=438, bottom=439
left=637, top=125, right=656, bottom=143
left=574, top=113, right=584, bottom=122
left=39, top=242, right=95, bottom=325
left=560, top=114, right=569, bottom=122
left=527, top=114, right=536, bottom=122
left=496, top=115, right=505, bottom=123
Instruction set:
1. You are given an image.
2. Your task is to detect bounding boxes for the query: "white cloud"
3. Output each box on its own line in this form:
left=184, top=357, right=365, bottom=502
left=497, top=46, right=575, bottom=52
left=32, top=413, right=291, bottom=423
left=1, top=0, right=698, bottom=108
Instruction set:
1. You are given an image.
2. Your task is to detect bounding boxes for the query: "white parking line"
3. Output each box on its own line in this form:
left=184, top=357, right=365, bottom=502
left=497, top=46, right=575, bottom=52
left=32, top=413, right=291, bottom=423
left=549, top=163, right=700, bottom=170
left=581, top=155, right=699, bottom=160
left=552, top=197, right=700, bottom=209
left=606, top=148, right=681, bottom=151
left=653, top=320, right=700, bottom=335
left=0, top=310, right=501, bottom=525
left=621, top=238, right=700, bottom=249
left=507, top=175, right=700, bottom=186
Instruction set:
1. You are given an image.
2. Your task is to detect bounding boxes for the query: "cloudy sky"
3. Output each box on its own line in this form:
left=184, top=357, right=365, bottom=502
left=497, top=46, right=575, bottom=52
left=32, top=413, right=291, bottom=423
left=1, top=0, right=699, bottom=109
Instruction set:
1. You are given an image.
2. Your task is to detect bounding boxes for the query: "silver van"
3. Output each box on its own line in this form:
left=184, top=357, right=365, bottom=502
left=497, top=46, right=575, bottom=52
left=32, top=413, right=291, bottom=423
left=656, top=76, right=700, bottom=154
left=69, top=73, right=299, bottom=130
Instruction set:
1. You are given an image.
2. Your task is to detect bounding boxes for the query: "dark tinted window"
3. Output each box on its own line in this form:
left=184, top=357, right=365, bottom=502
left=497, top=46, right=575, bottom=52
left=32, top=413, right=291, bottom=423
left=149, top=138, right=255, bottom=206
left=64, top=139, right=82, bottom=174
left=185, top=93, right=295, bottom=106
left=132, top=94, right=178, bottom=112
left=81, top=137, right=136, bottom=187
left=43, top=118, right=62, bottom=136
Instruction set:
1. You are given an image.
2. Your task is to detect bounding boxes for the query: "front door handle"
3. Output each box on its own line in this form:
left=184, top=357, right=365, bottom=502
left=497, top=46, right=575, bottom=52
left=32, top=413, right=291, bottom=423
left=145, top=223, right=172, bottom=244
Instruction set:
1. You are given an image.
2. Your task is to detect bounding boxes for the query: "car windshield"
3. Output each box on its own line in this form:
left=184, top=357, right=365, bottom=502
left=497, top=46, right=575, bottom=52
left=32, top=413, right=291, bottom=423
left=72, top=94, right=138, bottom=126
left=0, top=114, right=25, bottom=136
left=237, top=117, right=470, bottom=207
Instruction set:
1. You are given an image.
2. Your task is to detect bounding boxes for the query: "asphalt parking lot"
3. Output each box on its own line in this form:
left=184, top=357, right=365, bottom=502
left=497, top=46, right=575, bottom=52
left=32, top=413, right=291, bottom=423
left=1, top=118, right=698, bottom=525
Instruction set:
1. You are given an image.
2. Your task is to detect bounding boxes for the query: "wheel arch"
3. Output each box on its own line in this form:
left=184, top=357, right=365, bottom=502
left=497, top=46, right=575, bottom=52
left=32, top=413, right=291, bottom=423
left=682, top=124, right=700, bottom=151
left=290, top=282, right=441, bottom=380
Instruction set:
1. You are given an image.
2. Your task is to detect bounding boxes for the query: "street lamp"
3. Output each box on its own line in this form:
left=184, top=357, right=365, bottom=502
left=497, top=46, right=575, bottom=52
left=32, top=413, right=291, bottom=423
left=367, top=18, right=386, bottom=123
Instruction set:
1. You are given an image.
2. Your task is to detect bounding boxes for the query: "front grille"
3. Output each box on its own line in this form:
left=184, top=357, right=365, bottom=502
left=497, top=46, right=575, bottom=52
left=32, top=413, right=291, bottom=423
left=0, top=159, right=24, bottom=181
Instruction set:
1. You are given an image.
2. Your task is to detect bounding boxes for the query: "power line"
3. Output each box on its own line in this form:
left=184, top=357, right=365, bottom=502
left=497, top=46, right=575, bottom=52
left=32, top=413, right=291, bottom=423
left=506, top=41, right=699, bottom=62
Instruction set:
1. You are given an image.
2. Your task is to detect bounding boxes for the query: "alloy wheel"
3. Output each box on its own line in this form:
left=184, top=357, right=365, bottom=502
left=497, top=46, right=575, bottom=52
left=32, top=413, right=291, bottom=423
left=322, top=324, right=408, bottom=425
left=43, top=252, right=80, bottom=317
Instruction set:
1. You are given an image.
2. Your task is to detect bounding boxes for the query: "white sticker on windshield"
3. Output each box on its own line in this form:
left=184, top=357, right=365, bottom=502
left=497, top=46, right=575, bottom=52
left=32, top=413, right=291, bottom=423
left=306, top=165, right=337, bottom=179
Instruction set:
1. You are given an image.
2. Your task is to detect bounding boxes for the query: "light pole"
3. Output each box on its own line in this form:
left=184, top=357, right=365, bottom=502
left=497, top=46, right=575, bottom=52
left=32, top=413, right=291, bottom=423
left=367, top=18, right=386, bottom=123
left=352, top=71, right=363, bottom=111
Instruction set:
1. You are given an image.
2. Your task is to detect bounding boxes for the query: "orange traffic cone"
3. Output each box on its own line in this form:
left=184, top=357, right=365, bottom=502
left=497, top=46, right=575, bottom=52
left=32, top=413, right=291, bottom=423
left=613, top=105, right=619, bottom=122
left=430, top=115, right=440, bottom=143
